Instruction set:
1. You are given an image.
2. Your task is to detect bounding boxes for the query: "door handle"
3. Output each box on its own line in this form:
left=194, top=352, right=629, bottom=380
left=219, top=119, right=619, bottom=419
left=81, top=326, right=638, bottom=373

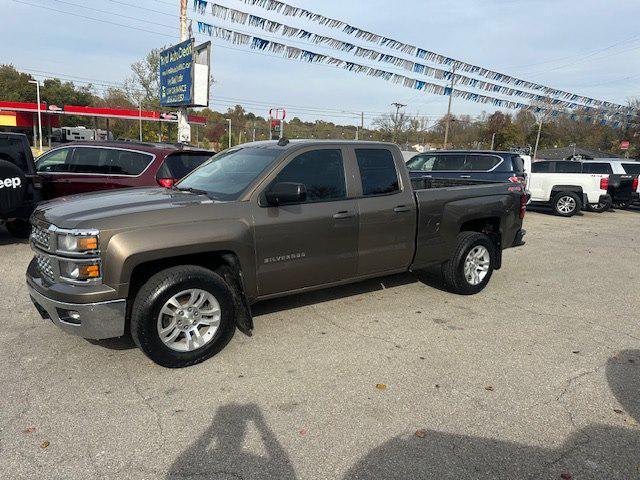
left=394, top=205, right=411, bottom=213
left=460, top=175, right=471, bottom=179
left=333, top=211, right=355, bottom=219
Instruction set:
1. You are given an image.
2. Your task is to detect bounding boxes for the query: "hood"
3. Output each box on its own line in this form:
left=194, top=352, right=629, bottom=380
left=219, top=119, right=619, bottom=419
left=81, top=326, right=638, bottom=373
left=34, top=187, right=221, bottom=229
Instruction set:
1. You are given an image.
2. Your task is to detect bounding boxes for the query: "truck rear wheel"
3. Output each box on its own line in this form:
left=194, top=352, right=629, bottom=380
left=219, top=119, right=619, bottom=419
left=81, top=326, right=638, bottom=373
left=130, top=265, right=236, bottom=368
left=441, top=232, right=495, bottom=295
left=552, top=192, right=581, bottom=217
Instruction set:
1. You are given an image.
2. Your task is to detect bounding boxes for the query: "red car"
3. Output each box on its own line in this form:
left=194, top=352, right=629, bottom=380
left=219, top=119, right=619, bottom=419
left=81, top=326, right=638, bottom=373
left=34, top=142, right=214, bottom=198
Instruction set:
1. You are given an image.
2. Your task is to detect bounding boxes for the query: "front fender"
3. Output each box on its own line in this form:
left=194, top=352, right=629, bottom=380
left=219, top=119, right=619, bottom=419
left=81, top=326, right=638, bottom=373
left=102, top=219, right=256, bottom=298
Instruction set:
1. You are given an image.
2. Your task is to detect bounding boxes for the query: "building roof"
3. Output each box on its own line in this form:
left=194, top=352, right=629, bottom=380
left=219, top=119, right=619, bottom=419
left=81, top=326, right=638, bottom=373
left=537, top=146, right=621, bottom=160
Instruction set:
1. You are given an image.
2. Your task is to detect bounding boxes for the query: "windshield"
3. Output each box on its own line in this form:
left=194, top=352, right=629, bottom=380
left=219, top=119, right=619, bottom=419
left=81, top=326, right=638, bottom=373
left=177, top=147, right=281, bottom=200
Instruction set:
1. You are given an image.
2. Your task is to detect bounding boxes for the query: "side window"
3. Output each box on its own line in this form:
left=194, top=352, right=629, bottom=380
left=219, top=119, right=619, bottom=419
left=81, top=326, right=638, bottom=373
left=162, top=153, right=212, bottom=179
left=35, top=148, right=72, bottom=173
left=406, top=155, right=436, bottom=172
left=355, top=149, right=400, bottom=196
left=555, top=162, right=582, bottom=173
left=69, top=147, right=110, bottom=174
left=433, top=154, right=465, bottom=171
left=104, top=150, right=154, bottom=175
left=531, top=161, right=551, bottom=173
left=271, top=149, right=346, bottom=203
left=582, top=163, right=613, bottom=174
left=622, top=163, right=640, bottom=175
left=462, top=154, right=501, bottom=171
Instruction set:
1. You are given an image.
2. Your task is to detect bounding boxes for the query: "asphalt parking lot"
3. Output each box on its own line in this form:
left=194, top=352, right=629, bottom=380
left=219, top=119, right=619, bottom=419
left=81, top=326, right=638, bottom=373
left=1, top=208, right=639, bottom=480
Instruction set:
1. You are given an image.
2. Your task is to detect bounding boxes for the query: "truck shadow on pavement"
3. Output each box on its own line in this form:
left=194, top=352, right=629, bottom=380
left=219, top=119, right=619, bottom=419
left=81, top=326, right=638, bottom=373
left=252, top=271, right=448, bottom=318
left=166, top=350, right=639, bottom=479
left=0, top=226, right=28, bottom=246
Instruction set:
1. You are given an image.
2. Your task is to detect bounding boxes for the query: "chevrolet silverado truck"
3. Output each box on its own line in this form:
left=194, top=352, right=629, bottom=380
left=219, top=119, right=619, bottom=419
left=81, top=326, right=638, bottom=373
left=27, top=140, right=527, bottom=368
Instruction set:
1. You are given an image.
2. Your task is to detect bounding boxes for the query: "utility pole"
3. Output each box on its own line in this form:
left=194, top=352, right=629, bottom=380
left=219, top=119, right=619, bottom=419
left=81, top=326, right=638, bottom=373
left=533, top=119, right=543, bottom=160
left=227, top=119, right=232, bottom=149
left=490, top=132, right=496, bottom=150
left=391, top=102, right=406, bottom=143
left=443, top=65, right=457, bottom=149
left=252, top=121, right=256, bottom=142
left=177, top=0, right=191, bottom=144
left=28, top=80, right=43, bottom=152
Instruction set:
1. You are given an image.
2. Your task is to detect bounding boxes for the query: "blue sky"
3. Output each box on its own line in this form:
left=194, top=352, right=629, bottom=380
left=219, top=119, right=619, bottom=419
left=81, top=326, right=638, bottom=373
left=2, top=0, right=639, bottom=127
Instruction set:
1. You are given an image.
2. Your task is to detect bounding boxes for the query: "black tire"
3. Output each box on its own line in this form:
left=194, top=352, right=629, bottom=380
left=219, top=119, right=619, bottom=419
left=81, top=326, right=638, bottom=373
left=441, top=232, right=495, bottom=295
left=613, top=200, right=632, bottom=210
left=586, top=197, right=612, bottom=213
left=552, top=191, right=581, bottom=217
left=5, top=218, right=31, bottom=239
left=130, top=265, right=236, bottom=368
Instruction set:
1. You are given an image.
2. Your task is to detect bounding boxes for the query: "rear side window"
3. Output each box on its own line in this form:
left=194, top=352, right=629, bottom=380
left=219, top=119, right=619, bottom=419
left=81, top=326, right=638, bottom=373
left=433, top=154, right=465, bottom=171
left=621, top=163, right=640, bottom=175
left=70, top=148, right=153, bottom=175
left=531, top=161, right=551, bottom=173
left=0, top=137, right=29, bottom=171
left=462, top=154, right=501, bottom=171
left=582, top=163, right=613, bottom=174
left=161, top=153, right=212, bottom=179
left=355, top=149, right=400, bottom=196
left=555, top=162, right=582, bottom=173
left=272, top=149, right=346, bottom=202
left=36, top=148, right=72, bottom=173
left=510, top=155, right=525, bottom=173
left=406, top=155, right=436, bottom=172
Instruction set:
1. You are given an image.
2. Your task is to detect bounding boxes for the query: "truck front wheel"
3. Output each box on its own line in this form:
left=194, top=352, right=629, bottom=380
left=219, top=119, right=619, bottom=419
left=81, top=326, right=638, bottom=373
left=130, top=266, right=236, bottom=368
left=441, top=232, right=495, bottom=295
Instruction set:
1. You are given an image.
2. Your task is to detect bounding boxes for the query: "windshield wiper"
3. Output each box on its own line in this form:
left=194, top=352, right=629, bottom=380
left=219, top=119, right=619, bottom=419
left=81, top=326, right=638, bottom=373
left=174, top=186, right=210, bottom=196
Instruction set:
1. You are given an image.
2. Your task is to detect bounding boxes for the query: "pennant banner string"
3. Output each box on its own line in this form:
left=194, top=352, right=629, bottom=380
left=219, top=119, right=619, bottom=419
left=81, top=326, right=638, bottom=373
left=218, top=0, right=636, bottom=116
left=195, top=20, right=627, bottom=127
left=199, top=3, right=631, bottom=118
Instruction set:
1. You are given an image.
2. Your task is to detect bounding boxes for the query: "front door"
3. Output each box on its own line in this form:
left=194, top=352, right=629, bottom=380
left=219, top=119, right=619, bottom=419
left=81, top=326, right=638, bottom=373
left=253, top=147, right=358, bottom=296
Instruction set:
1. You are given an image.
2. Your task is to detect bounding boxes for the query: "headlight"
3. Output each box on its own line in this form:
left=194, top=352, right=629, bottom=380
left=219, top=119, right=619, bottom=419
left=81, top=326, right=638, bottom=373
left=57, top=233, right=99, bottom=253
left=59, top=259, right=101, bottom=282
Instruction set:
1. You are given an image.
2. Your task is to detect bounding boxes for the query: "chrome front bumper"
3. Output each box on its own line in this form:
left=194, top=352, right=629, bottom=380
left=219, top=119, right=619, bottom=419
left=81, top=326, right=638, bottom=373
left=28, top=284, right=126, bottom=340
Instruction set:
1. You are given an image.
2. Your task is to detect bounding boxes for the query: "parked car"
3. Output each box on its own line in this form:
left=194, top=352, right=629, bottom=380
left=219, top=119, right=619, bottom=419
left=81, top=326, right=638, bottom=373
left=527, top=160, right=612, bottom=216
left=406, top=150, right=527, bottom=185
left=27, top=139, right=527, bottom=368
left=580, top=159, right=640, bottom=207
left=34, top=142, right=215, bottom=198
left=0, top=132, right=42, bottom=238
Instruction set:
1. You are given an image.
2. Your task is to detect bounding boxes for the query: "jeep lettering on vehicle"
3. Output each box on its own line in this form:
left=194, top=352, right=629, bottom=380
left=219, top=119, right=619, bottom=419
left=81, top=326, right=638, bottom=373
left=0, top=177, right=21, bottom=189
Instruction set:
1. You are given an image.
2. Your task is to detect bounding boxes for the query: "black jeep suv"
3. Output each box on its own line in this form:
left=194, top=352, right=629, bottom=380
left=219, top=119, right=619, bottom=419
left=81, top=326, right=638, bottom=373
left=0, top=133, right=42, bottom=238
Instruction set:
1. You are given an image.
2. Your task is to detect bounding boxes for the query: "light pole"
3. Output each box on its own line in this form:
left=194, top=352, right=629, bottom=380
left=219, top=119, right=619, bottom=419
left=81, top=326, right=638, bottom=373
left=533, top=120, right=543, bottom=160
left=227, top=119, right=232, bottom=149
left=138, top=103, right=143, bottom=142
left=490, top=132, right=496, bottom=150
left=177, top=0, right=191, bottom=144
left=28, top=80, right=43, bottom=152
left=443, top=65, right=457, bottom=149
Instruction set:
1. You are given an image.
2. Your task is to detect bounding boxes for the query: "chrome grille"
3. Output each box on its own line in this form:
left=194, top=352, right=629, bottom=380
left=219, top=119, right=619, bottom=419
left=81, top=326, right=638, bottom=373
left=35, top=254, right=56, bottom=283
left=31, top=225, right=51, bottom=250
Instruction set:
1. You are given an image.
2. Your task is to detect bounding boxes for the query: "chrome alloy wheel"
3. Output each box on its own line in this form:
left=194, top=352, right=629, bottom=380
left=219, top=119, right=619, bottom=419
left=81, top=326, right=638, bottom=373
left=463, top=246, right=491, bottom=286
left=557, top=195, right=577, bottom=214
left=157, top=289, right=221, bottom=352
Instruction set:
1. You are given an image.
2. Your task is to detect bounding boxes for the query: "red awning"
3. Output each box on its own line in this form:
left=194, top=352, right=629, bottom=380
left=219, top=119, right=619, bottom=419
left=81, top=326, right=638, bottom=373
left=0, top=101, right=207, bottom=125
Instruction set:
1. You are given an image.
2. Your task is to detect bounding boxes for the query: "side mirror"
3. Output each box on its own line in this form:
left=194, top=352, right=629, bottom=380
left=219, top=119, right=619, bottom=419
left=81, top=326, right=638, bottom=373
left=265, top=182, right=307, bottom=206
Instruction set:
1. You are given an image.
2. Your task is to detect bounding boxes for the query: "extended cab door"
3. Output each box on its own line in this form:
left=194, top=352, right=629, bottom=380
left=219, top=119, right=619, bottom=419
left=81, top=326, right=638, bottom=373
left=351, top=147, right=417, bottom=276
left=252, top=146, right=359, bottom=297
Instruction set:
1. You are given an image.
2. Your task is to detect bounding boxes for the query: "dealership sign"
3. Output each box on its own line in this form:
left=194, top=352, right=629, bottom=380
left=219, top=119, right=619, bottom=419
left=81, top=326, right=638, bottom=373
left=159, top=39, right=211, bottom=108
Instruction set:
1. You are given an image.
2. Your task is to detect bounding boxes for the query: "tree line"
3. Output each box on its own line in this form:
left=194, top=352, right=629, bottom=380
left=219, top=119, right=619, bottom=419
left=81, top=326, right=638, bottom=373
left=1, top=49, right=638, bottom=157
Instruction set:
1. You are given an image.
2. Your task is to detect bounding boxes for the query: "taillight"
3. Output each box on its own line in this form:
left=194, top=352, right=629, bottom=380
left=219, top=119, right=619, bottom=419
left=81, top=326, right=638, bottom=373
left=633, top=177, right=639, bottom=191
left=600, top=176, right=609, bottom=190
left=158, top=178, right=175, bottom=188
left=509, top=175, right=526, bottom=185
left=520, top=191, right=527, bottom=219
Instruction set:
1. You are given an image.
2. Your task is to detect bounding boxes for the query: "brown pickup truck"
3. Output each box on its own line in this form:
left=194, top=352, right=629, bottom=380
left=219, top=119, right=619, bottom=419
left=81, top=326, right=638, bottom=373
left=27, top=140, right=526, bottom=368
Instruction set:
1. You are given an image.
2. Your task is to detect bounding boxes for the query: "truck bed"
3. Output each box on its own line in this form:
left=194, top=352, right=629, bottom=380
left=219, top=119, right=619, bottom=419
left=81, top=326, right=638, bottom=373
left=410, top=176, right=524, bottom=270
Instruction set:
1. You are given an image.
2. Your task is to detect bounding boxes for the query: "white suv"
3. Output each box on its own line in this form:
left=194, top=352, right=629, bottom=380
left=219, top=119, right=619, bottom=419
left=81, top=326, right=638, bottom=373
left=526, top=160, right=610, bottom=216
